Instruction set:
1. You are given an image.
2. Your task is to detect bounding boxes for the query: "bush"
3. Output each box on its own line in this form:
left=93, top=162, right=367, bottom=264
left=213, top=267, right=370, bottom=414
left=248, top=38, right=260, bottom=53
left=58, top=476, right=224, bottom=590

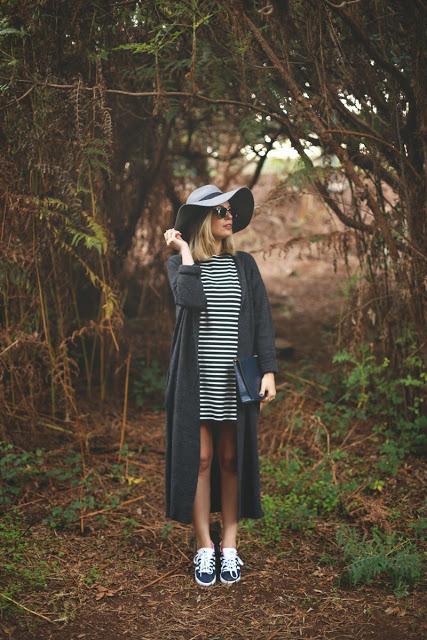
left=314, top=337, right=427, bottom=481
left=330, top=338, right=427, bottom=458
left=250, top=450, right=349, bottom=542
left=336, top=524, right=424, bottom=597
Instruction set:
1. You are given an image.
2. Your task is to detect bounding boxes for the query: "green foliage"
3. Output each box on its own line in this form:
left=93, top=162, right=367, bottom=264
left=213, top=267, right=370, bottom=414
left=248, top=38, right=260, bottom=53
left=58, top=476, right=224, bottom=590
left=0, top=442, right=45, bottom=506
left=83, top=566, right=102, bottom=586
left=375, top=438, right=405, bottom=477
left=336, top=524, right=424, bottom=597
left=108, top=445, right=144, bottom=485
left=43, top=482, right=121, bottom=531
left=114, top=28, right=185, bottom=57
left=341, top=274, right=365, bottom=300
left=122, top=517, right=140, bottom=538
left=408, top=515, right=427, bottom=541
left=37, top=196, right=111, bottom=263
left=0, top=511, right=51, bottom=613
left=331, top=343, right=392, bottom=414
left=245, top=449, right=351, bottom=542
left=41, top=446, right=144, bottom=529
left=0, top=442, right=130, bottom=531
left=45, top=451, right=82, bottom=485
left=331, top=338, right=426, bottom=430
left=68, top=214, right=108, bottom=255
left=0, top=17, right=26, bottom=73
left=317, top=336, right=427, bottom=476
left=131, top=356, right=166, bottom=410
left=79, top=139, right=113, bottom=178
left=160, top=522, right=175, bottom=541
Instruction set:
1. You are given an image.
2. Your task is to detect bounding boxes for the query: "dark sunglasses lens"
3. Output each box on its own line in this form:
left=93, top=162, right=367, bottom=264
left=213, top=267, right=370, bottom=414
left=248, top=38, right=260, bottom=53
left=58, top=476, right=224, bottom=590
left=214, top=206, right=235, bottom=218
left=212, top=206, right=226, bottom=217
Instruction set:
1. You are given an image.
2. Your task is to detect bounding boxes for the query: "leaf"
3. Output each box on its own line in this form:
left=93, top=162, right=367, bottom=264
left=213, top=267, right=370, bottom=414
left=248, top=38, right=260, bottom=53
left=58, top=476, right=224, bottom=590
left=95, top=585, right=116, bottom=600
left=125, top=475, right=144, bottom=486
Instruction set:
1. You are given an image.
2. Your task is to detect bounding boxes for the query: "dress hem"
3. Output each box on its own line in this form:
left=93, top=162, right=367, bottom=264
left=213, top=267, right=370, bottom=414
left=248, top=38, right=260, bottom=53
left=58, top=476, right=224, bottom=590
left=200, top=418, right=238, bottom=423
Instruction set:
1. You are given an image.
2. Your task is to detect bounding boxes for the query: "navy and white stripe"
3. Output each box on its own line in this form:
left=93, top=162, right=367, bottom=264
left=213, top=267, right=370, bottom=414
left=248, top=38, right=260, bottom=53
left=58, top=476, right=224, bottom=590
left=197, top=253, right=241, bottom=421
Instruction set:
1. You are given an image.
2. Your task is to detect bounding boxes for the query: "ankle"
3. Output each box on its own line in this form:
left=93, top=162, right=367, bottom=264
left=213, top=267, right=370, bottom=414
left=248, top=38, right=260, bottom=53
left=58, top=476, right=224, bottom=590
left=196, top=539, right=215, bottom=550
left=220, top=539, right=237, bottom=551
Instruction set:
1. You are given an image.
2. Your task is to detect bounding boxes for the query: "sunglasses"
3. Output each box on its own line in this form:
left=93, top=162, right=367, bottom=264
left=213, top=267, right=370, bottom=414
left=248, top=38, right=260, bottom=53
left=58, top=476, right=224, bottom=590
left=210, top=205, right=238, bottom=220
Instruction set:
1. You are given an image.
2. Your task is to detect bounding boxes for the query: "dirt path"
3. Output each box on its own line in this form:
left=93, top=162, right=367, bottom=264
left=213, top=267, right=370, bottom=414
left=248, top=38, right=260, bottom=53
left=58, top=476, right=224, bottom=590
left=245, top=175, right=357, bottom=371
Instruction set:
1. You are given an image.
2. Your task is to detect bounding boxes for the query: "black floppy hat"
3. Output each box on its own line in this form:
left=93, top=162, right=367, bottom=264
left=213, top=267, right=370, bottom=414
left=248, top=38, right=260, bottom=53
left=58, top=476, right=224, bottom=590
left=174, top=184, right=254, bottom=242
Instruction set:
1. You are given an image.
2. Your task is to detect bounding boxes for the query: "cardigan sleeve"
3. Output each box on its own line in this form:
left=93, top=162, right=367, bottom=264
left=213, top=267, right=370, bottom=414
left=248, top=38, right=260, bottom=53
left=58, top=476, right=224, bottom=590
left=247, top=253, right=279, bottom=376
left=166, top=254, right=207, bottom=310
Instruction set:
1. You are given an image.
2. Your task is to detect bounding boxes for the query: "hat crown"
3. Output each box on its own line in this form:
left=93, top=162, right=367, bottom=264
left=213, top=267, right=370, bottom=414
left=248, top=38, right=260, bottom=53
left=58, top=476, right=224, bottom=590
left=186, top=184, right=224, bottom=205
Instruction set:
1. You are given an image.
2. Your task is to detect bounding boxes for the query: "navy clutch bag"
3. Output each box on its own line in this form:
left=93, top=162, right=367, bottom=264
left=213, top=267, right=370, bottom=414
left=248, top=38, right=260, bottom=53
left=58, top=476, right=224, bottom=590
left=233, top=354, right=265, bottom=404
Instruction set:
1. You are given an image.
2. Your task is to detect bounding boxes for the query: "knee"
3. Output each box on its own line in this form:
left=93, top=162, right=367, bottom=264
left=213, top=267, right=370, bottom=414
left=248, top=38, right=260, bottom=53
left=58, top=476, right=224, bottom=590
left=199, top=451, right=213, bottom=475
left=219, top=452, right=237, bottom=474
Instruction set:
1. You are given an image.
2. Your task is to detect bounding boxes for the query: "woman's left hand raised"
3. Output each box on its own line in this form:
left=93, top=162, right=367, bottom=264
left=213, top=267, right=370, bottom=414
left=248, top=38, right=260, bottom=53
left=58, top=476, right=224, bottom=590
left=259, top=372, right=276, bottom=410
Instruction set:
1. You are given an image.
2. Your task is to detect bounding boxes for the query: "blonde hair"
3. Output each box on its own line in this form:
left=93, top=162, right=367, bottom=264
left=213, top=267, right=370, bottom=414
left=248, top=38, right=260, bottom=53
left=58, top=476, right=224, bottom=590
left=188, top=210, right=237, bottom=263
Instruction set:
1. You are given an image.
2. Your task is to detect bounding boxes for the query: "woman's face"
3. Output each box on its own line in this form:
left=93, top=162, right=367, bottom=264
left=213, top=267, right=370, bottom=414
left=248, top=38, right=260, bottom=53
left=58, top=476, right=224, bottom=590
left=210, top=200, right=234, bottom=241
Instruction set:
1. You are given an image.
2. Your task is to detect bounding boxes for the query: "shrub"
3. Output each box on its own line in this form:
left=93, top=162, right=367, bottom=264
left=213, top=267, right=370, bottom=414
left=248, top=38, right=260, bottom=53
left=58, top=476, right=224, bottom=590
left=336, top=524, right=424, bottom=597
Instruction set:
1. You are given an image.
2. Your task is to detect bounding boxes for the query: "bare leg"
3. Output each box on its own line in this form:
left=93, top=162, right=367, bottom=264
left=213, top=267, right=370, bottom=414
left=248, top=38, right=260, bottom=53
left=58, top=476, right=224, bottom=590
left=192, top=421, right=214, bottom=549
left=217, top=421, right=238, bottom=548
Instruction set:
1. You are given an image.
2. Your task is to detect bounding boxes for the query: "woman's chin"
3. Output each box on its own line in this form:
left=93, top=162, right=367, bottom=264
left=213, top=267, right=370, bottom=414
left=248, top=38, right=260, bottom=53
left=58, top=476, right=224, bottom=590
left=214, top=231, right=232, bottom=242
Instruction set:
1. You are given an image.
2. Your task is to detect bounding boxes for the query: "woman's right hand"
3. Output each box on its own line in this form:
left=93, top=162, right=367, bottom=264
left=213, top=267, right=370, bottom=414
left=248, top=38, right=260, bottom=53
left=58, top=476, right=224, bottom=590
left=164, top=228, right=188, bottom=253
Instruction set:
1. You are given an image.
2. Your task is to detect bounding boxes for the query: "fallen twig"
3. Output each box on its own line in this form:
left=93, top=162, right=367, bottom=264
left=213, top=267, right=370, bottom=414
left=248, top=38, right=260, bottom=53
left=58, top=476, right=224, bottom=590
left=81, top=494, right=145, bottom=521
left=0, top=592, right=55, bottom=623
left=140, top=567, right=185, bottom=592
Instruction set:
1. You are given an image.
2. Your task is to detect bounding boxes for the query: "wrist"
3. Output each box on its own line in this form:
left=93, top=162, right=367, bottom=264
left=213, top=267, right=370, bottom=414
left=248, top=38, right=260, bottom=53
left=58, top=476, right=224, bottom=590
left=180, top=244, right=195, bottom=266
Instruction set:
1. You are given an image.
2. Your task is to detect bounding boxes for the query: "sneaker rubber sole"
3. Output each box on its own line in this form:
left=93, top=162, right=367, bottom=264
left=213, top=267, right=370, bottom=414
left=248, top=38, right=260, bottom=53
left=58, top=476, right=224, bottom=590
left=220, top=573, right=241, bottom=586
left=195, top=572, right=217, bottom=587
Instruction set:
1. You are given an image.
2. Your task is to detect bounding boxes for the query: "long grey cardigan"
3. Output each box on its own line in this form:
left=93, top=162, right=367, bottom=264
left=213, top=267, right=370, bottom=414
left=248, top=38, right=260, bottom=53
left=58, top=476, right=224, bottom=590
left=164, top=250, right=278, bottom=524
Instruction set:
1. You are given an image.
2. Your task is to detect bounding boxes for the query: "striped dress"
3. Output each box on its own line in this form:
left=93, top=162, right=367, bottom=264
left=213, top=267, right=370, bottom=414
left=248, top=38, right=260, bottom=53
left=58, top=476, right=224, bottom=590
left=197, top=253, right=242, bottom=422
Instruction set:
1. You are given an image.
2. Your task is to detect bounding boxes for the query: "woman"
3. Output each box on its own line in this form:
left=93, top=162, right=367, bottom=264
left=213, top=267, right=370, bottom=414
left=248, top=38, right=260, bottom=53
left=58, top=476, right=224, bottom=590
left=163, top=184, right=278, bottom=588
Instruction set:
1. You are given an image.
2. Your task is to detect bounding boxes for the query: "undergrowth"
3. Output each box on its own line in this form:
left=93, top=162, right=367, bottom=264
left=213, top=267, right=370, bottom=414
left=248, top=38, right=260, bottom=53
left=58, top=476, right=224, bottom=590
left=241, top=336, right=427, bottom=595
left=255, top=448, right=354, bottom=537
left=320, top=335, right=427, bottom=465
left=0, top=442, right=141, bottom=530
left=1, top=335, right=426, bottom=600
left=335, top=524, right=424, bottom=597
left=0, top=511, right=53, bottom=615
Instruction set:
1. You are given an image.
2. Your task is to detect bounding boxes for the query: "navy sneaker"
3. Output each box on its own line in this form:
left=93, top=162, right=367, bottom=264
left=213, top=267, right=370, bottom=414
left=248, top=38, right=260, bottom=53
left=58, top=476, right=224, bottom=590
left=219, top=544, right=244, bottom=585
left=193, top=544, right=217, bottom=587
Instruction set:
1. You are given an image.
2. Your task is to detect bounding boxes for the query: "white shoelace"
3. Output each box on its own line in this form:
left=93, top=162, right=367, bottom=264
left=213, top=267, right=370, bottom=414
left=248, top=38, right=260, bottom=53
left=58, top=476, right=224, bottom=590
left=221, top=549, right=244, bottom=579
left=194, top=547, right=215, bottom=574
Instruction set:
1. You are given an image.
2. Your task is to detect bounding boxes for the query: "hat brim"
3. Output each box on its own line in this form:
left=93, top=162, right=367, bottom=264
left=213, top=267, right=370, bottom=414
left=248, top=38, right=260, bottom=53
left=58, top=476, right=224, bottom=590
left=174, top=186, right=254, bottom=242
